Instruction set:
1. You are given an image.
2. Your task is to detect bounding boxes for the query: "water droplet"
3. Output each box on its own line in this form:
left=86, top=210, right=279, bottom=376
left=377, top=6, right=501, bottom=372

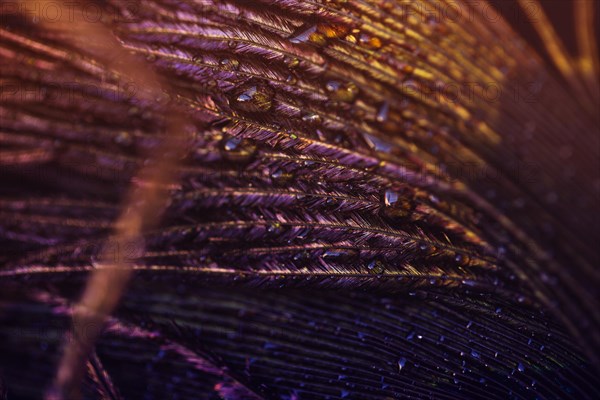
left=471, top=350, right=480, bottom=358
left=363, top=133, right=392, bottom=152
left=398, top=357, right=407, bottom=372
left=219, top=58, right=240, bottom=70
left=317, top=23, right=349, bottom=39
left=517, top=362, right=525, bottom=372
left=286, top=57, right=300, bottom=69
left=221, top=136, right=257, bottom=162
left=271, top=169, right=294, bottom=185
left=302, top=113, right=322, bottom=124
left=323, top=249, right=356, bottom=260
left=380, top=191, right=415, bottom=220
left=325, top=80, right=359, bottom=102
left=383, top=189, right=399, bottom=206
left=268, top=221, right=282, bottom=233
left=115, top=131, right=133, bottom=146
left=466, top=321, right=473, bottom=329
left=224, top=137, right=241, bottom=152
left=359, top=33, right=382, bottom=49
left=340, top=390, right=350, bottom=398
left=289, top=24, right=326, bottom=45
left=398, top=64, right=413, bottom=74
left=229, top=82, right=274, bottom=113
left=367, top=260, right=384, bottom=274
left=285, top=74, right=297, bottom=84
left=376, top=101, right=389, bottom=123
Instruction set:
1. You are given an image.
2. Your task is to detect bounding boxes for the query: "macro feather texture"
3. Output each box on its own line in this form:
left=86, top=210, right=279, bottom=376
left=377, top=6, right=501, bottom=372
left=0, top=0, right=599, bottom=399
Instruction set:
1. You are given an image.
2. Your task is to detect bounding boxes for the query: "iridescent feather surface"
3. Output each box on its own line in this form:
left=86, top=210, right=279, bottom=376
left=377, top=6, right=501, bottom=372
left=0, top=0, right=598, bottom=399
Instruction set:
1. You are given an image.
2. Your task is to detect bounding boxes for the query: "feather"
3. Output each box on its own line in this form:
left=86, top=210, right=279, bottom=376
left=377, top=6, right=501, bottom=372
left=0, top=0, right=599, bottom=398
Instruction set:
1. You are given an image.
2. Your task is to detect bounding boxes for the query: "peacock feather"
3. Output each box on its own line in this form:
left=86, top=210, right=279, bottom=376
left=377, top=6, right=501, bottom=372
left=0, top=0, right=598, bottom=398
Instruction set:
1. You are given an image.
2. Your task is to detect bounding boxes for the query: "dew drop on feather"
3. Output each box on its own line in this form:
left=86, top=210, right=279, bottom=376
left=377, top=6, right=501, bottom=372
left=359, top=33, right=383, bottom=49
left=398, top=358, right=407, bottom=372
left=367, top=260, right=384, bottom=274
left=325, top=80, right=359, bottom=102
left=220, top=136, right=257, bottom=162
left=271, top=169, right=294, bottom=185
left=285, top=57, right=300, bottom=69
left=363, top=133, right=392, bottom=153
left=376, top=101, right=389, bottom=123
left=289, top=24, right=325, bottom=45
left=302, top=113, right=322, bottom=124
left=317, top=23, right=349, bottom=39
left=383, top=189, right=399, bottom=206
left=229, top=82, right=274, bottom=113
left=114, top=131, right=133, bottom=146
left=219, top=58, right=240, bottom=70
